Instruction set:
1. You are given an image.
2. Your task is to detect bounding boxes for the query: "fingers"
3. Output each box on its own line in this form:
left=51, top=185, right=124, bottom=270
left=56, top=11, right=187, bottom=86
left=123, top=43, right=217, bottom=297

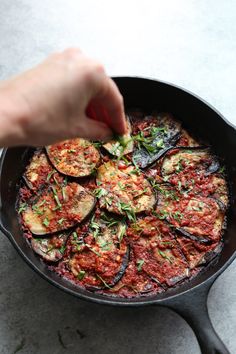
left=85, top=68, right=127, bottom=136
left=75, top=116, right=113, bottom=141
left=98, top=78, right=126, bottom=135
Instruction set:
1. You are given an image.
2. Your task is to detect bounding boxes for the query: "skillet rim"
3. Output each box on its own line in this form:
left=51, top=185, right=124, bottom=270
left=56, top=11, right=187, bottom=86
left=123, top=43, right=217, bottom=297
left=0, top=75, right=236, bottom=306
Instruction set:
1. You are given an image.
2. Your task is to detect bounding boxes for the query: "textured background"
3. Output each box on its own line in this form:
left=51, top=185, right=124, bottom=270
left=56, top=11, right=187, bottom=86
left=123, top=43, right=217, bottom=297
left=0, top=1, right=235, bottom=353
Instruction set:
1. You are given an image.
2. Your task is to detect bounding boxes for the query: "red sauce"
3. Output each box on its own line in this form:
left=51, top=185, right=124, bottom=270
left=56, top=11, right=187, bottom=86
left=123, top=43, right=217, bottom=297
left=17, top=112, right=228, bottom=298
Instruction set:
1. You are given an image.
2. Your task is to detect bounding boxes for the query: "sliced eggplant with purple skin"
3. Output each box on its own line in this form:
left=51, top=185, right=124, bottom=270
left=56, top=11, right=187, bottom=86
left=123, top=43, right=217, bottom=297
left=130, top=217, right=190, bottom=287
left=31, top=233, right=68, bottom=262
left=69, top=215, right=129, bottom=289
left=176, top=236, right=223, bottom=269
left=23, top=150, right=57, bottom=190
left=103, top=118, right=134, bottom=157
left=46, top=138, right=100, bottom=177
left=96, top=161, right=156, bottom=216
left=209, top=175, right=229, bottom=209
left=108, top=256, right=162, bottom=296
left=161, top=147, right=220, bottom=178
left=22, top=182, right=96, bottom=235
left=156, top=185, right=224, bottom=242
left=132, top=113, right=182, bottom=169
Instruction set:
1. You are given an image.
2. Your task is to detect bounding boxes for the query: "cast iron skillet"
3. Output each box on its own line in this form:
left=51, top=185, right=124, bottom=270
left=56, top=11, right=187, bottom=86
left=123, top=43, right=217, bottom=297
left=0, top=77, right=236, bottom=354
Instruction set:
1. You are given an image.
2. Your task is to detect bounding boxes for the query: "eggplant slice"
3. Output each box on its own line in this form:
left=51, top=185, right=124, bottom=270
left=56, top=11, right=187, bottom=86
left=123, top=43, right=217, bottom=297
left=24, top=150, right=58, bottom=190
left=176, top=236, right=223, bottom=269
left=103, top=118, right=134, bottom=157
left=22, top=182, right=95, bottom=235
left=132, top=113, right=181, bottom=169
left=161, top=147, right=219, bottom=178
left=31, top=233, right=68, bottom=262
left=96, top=161, right=155, bottom=216
left=108, top=255, right=162, bottom=296
left=128, top=217, right=189, bottom=287
left=177, top=129, right=201, bottom=147
left=69, top=214, right=129, bottom=289
left=46, top=138, right=100, bottom=177
left=156, top=185, right=224, bottom=242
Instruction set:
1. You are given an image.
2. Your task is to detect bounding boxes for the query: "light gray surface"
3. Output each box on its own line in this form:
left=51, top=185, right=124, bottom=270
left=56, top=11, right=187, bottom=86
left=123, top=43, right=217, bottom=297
left=0, top=1, right=235, bottom=353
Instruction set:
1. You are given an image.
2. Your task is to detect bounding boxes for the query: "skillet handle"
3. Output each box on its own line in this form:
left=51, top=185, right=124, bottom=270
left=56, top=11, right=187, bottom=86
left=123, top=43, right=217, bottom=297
left=163, top=281, right=230, bottom=354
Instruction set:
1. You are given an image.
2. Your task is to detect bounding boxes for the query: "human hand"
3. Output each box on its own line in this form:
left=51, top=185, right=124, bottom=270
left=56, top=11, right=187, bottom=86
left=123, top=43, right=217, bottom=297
left=0, top=48, right=126, bottom=147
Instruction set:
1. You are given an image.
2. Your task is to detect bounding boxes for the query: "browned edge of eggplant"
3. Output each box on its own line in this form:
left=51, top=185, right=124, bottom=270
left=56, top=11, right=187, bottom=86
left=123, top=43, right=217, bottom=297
left=85, top=245, right=130, bottom=291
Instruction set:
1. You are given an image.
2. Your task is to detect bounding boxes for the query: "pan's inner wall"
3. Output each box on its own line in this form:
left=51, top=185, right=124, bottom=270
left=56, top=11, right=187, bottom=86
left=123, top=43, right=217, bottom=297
left=0, top=77, right=236, bottom=305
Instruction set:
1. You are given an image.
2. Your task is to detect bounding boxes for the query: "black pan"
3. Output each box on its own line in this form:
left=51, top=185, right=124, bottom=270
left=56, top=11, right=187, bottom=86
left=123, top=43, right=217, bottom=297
left=0, top=77, right=236, bottom=354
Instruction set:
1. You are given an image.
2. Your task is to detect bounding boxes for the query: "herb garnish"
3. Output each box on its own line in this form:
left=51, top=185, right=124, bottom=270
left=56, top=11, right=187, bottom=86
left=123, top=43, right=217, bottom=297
left=96, top=274, right=111, bottom=288
left=57, top=218, right=65, bottom=225
left=46, top=170, right=56, bottom=182
left=51, top=186, right=62, bottom=209
left=94, top=187, right=108, bottom=199
left=158, top=250, right=173, bottom=263
left=117, top=201, right=136, bottom=222
left=137, top=259, right=145, bottom=272
left=43, top=217, right=49, bottom=227
left=18, top=202, right=27, bottom=213
left=77, top=270, right=86, bottom=280
left=118, top=224, right=126, bottom=244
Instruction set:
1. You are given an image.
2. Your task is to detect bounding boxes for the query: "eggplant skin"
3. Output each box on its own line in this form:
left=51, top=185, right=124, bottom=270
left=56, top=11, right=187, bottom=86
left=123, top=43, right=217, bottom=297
left=31, top=233, right=68, bottom=262
left=132, top=113, right=182, bottom=169
left=156, top=189, right=224, bottom=242
left=22, top=183, right=96, bottom=235
left=96, top=161, right=156, bottom=215
left=161, top=147, right=219, bottom=177
left=176, top=237, right=223, bottom=269
left=46, top=138, right=100, bottom=177
left=129, top=217, right=190, bottom=287
left=24, top=150, right=55, bottom=190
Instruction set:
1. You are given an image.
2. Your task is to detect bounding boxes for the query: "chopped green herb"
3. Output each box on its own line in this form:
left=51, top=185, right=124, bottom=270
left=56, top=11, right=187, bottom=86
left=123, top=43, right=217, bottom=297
left=158, top=250, right=173, bottom=263
left=61, top=187, right=66, bottom=201
left=219, top=166, right=225, bottom=174
left=43, top=217, right=49, bottom=227
left=72, top=231, right=78, bottom=239
left=51, top=186, right=62, bottom=209
left=137, top=259, right=145, bottom=272
left=156, top=139, right=165, bottom=148
left=59, top=245, right=66, bottom=254
left=93, top=141, right=102, bottom=148
left=118, top=224, right=126, bottom=243
left=32, top=205, right=44, bottom=216
left=77, top=270, right=86, bottom=280
left=68, top=149, right=76, bottom=153
left=57, top=218, right=65, bottom=225
left=98, top=239, right=112, bottom=251
left=118, top=182, right=125, bottom=190
left=46, top=246, right=55, bottom=254
left=96, top=274, right=111, bottom=288
left=85, top=244, right=101, bottom=257
left=46, top=170, right=55, bottom=182
left=18, top=202, right=27, bottom=213
left=90, top=218, right=100, bottom=239
left=94, top=187, right=108, bottom=199
left=172, top=211, right=183, bottom=221
left=117, top=201, right=136, bottom=222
